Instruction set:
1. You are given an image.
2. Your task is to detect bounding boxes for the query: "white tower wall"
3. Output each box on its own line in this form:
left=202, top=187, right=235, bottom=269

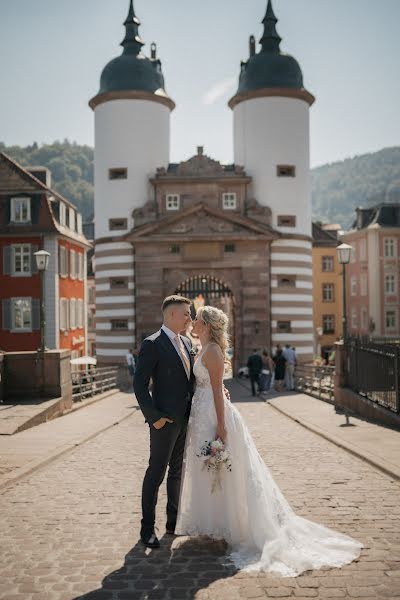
left=233, top=96, right=314, bottom=361
left=94, top=99, right=170, bottom=239
left=233, top=96, right=311, bottom=236
left=94, top=98, right=170, bottom=364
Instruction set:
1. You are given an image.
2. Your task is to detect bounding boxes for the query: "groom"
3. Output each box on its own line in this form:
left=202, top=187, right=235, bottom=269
left=134, top=295, right=195, bottom=548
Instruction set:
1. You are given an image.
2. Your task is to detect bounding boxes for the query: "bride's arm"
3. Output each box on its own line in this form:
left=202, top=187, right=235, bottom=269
left=203, top=345, right=227, bottom=442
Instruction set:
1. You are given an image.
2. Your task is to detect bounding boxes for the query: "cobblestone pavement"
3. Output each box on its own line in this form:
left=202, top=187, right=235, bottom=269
left=0, top=388, right=399, bottom=600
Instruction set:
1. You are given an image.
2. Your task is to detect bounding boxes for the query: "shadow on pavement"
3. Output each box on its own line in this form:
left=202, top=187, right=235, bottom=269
left=72, top=535, right=236, bottom=600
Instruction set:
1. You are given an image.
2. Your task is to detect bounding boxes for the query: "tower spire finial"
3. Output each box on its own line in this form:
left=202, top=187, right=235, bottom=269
left=260, top=0, right=282, bottom=53
left=121, top=0, right=144, bottom=55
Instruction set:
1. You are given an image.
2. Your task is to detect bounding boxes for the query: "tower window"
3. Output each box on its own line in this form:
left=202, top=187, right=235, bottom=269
left=109, top=168, right=127, bottom=180
left=166, top=194, right=180, bottom=210
left=110, top=277, right=128, bottom=289
left=277, top=215, right=296, bottom=227
left=222, top=193, right=237, bottom=210
left=277, top=165, right=296, bottom=177
left=277, top=275, right=296, bottom=287
left=109, top=218, right=128, bottom=231
left=111, top=319, right=129, bottom=331
left=277, top=321, right=292, bottom=333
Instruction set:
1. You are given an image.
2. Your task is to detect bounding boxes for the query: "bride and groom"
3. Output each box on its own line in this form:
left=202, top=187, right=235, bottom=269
left=134, top=295, right=362, bottom=576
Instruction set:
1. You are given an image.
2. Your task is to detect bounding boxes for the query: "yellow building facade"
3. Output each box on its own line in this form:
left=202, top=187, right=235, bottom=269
left=312, top=224, right=342, bottom=360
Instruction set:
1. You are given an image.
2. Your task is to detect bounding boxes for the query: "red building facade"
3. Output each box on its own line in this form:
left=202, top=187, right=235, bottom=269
left=0, top=153, right=91, bottom=356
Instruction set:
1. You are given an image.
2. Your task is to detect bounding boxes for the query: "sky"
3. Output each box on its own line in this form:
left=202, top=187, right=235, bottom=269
left=0, top=0, right=399, bottom=168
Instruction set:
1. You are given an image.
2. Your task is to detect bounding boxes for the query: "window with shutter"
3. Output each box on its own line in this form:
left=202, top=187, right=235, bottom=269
left=12, top=245, right=32, bottom=276
left=12, top=298, right=32, bottom=331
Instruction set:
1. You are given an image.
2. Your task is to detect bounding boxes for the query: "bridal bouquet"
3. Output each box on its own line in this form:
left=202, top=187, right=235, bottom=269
left=197, top=438, right=232, bottom=493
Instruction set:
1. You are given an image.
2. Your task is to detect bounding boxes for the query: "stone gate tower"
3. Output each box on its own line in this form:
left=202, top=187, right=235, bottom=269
left=229, top=0, right=315, bottom=360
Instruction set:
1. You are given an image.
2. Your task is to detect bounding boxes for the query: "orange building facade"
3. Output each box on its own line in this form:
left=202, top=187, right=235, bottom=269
left=312, top=224, right=342, bottom=359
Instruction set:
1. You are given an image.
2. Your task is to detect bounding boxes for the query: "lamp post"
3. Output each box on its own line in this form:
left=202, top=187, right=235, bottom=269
left=34, top=250, right=51, bottom=352
left=336, top=243, right=352, bottom=342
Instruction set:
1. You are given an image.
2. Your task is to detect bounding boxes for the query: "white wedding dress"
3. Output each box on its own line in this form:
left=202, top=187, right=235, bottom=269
left=175, top=348, right=362, bottom=577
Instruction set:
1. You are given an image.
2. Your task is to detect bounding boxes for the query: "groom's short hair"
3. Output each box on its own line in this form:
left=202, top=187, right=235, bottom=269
left=162, top=295, right=191, bottom=312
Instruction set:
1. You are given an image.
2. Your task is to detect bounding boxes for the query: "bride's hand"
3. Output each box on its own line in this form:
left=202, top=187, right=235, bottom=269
left=216, top=423, right=227, bottom=443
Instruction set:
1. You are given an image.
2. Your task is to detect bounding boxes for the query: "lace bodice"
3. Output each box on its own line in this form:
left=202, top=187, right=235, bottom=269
left=193, top=352, right=211, bottom=388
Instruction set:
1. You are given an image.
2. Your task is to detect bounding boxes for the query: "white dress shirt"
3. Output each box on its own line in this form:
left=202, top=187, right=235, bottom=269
left=161, top=325, right=191, bottom=374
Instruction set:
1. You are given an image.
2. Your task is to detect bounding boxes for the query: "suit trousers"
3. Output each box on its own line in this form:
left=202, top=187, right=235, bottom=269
left=141, top=419, right=188, bottom=536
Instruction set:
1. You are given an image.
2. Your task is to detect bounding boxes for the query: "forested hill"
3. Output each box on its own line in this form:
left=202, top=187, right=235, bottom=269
left=0, top=140, right=94, bottom=220
left=312, top=147, right=400, bottom=228
left=1, top=141, right=400, bottom=228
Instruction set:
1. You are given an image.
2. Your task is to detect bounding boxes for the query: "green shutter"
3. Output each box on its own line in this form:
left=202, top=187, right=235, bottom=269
left=31, top=245, right=39, bottom=274
left=2, top=246, right=11, bottom=275
left=32, top=299, right=40, bottom=330
left=2, top=299, right=12, bottom=330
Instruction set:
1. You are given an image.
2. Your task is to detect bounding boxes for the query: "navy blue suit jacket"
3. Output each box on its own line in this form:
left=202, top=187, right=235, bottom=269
left=134, top=329, right=195, bottom=425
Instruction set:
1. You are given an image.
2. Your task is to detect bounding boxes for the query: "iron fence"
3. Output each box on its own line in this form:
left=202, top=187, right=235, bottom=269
left=71, top=367, right=118, bottom=402
left=346, top=338, right=400, bottom=413
left=295, top=364, right=335, bottom=403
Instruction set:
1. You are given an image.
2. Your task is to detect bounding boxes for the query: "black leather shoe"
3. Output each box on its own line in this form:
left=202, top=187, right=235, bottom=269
left=141, top=531, right=160, bottom=548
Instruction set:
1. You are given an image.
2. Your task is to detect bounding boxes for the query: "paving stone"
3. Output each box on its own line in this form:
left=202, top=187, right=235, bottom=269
left=0, top=385, right=399, bottom=600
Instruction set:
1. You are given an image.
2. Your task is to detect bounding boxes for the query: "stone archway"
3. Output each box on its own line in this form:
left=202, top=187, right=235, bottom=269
left=175, top=274, right=236, bottom=372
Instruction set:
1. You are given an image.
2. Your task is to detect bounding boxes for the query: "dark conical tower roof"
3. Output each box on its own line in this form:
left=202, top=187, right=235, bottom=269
left=229, top=0, right=314, bottom=108
left=90, top=1, right=175, bottom=110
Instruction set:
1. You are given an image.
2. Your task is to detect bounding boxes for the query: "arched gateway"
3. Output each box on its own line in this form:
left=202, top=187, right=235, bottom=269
left=175, top=274, right=235, bottom=366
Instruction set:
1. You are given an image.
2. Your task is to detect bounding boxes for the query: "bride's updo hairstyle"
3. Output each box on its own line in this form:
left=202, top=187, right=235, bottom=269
left=197, top=306, right=230, bottom=359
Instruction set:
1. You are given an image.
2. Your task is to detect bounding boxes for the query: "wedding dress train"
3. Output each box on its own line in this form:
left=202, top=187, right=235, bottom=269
left=175, top=351, right=362, bottom=577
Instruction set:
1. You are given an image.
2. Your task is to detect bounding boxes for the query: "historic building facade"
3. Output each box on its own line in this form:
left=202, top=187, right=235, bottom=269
left=343, top=195, right=400, bottom=338
left=0, top=153, right=91, bottom=355
left=312, top=223, right=342, bottom=359
left=89, top=1, right=316, bottom=368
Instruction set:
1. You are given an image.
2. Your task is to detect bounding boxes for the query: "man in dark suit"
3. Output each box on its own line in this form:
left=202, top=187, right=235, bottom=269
left=134, top=295, right=194, bottom=548
left=247, top=349, right=263, bottom=396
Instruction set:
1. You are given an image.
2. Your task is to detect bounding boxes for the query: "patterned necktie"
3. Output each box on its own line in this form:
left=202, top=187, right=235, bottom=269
left=175, top=335, right=190, bottom=379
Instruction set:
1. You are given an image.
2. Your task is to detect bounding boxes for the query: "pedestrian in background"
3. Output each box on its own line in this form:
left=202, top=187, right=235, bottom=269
left=273, top=348, right=287, bottom=392
left=247, top=349, right=263, bottom=397
left=259, top=349, right=274, bottom=396
left=283, top=344, right=297, bottom=391
left=126, top=348, right=136, bottom=380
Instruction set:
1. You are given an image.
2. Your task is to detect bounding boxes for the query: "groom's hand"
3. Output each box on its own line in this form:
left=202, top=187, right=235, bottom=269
left=153, top=417, right=174, bottom=430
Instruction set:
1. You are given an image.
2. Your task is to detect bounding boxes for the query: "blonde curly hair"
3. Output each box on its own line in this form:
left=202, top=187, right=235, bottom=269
left=197, top=306, right=230, bottom=358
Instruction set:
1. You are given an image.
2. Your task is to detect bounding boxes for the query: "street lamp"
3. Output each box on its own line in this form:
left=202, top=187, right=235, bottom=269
left=34, top=250, right=51, bottom=352
left=336, top=243, right=353, bottom=341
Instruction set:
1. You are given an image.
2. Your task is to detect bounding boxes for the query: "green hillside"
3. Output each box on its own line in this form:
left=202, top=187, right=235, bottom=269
left=0, top=140, right=94, bottom=220
left=312, top=147, right=400, bottom=228
left=1, top=141, right=400, bottom=228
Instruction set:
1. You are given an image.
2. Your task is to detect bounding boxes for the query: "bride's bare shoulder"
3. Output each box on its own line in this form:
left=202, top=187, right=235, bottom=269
left=203, top=342, right=224, bottom=362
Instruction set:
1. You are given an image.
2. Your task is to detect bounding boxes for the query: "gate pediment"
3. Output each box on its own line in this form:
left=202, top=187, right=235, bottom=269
left=126, top=202, right=278, bottom=242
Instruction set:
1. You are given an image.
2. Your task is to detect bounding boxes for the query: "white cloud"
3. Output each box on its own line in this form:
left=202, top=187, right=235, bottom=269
left=202, top=76, right=237, bottom=105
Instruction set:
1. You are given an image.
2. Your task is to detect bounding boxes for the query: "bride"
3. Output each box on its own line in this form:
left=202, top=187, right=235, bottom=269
left=175, top=306, right=362, bottom=577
